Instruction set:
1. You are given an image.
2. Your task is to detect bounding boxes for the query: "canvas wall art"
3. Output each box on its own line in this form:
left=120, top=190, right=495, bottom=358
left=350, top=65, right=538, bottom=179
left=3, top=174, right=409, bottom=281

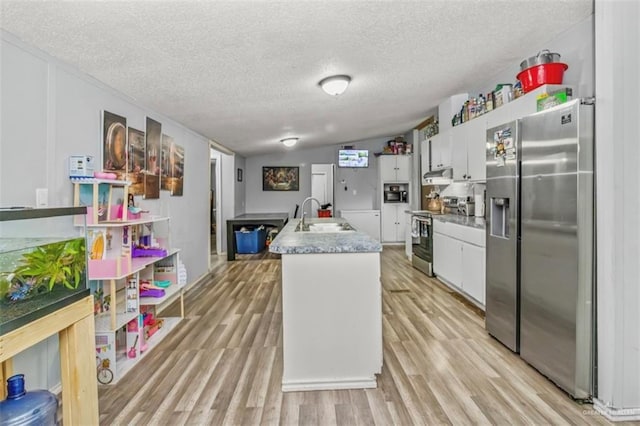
left=144, top=117, right=161, bottom=199
left=170, top=144, right=184, bottom=196
left=262, top=166, right=299, bottom=191
left=127, top=127, right=145, bottom=196
left=102, top=111, right=127, bottom=180
left=160, top=134, right=173, bottom=191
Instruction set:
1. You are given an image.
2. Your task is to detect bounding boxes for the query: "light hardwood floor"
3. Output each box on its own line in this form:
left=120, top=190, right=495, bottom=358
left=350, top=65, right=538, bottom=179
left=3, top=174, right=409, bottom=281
left=98, top=247, right=614, bottom=425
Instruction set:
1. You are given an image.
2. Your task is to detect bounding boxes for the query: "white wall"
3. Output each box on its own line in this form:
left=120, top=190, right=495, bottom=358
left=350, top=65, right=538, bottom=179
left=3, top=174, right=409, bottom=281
left=1, top=30, right=211, bottom=390
left=594, top=0, right=640, bottom=420
left=244, top=137, right=396, bottom=215
left=234, top=156, right=246, bottom=216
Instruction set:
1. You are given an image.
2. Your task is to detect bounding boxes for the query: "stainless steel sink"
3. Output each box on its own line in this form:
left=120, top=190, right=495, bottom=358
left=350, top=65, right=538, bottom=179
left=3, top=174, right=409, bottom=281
left=295, top=222, right=356, bottom=233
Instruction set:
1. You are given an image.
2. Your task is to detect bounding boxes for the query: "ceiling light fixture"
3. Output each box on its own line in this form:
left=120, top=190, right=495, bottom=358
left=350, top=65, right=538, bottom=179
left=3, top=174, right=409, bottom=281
left=280, top=137, right=299, bottom=147
left=318, top=75, right=351, bottom=96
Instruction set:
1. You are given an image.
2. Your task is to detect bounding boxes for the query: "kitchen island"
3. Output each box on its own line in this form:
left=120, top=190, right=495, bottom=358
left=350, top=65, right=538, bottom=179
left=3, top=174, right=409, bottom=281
left=269, top=218, right=383, bottom=392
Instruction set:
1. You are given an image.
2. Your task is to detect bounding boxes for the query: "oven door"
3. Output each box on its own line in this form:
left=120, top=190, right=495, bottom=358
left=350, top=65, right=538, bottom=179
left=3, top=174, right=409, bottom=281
left=412, top=216, right=433, bottom=276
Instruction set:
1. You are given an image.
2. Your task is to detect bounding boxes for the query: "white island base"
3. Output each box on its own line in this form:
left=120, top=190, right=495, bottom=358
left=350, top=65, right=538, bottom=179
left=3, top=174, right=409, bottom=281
left=281, top=252, right=382, bottom=392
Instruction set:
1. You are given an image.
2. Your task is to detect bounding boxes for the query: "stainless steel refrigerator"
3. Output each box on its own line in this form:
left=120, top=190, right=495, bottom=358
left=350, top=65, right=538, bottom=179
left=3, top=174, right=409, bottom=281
left=485, top=99, right=594, bottom=399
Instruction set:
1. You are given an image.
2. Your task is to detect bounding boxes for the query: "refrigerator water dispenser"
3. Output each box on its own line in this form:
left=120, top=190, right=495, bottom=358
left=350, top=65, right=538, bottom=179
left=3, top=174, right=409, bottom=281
left=490, top=197, right=510, bottom=238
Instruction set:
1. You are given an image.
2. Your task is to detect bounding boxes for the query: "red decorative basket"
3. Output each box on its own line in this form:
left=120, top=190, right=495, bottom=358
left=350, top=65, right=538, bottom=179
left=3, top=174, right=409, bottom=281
left=517, top=63, right=568, bottom=93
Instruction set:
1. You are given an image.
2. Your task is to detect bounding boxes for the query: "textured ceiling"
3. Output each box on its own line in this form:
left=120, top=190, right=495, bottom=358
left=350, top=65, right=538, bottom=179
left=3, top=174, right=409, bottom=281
left=0, top=0, right=592, bottom=156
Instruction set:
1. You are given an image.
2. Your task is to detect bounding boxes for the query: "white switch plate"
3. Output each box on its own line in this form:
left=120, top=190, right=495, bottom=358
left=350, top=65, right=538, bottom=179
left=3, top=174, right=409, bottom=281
left=352, top=189, right=357, bottom=195
left=36, top=188, right=48, bottom=207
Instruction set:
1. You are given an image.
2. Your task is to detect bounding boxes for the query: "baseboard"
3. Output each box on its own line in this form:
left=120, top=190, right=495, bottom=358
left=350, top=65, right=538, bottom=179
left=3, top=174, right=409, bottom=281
left=436, top=276, right=485, bottom=311
left=282, top=377, right=377, bottom=392
left=183, top=272, right=209, bottom=293
left=593, top=399, right=640, bottom=422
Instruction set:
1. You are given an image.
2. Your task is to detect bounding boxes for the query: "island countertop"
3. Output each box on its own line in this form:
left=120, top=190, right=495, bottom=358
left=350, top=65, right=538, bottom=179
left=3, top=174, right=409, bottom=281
left=269, top=218, right=382, bottom=255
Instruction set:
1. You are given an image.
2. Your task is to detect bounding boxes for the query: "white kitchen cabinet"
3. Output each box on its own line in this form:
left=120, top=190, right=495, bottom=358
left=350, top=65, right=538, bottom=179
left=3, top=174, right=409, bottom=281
left=340, top=210, right=381, bottom=241
left=461, top=242, right=485, bottom=305
left=466, top=117, right=487, bottom=182
left=420, top=139, right=429, bottom=177
left=379, top=155, right=411, bottom=182
left=450, top=124, right=467, bottom=181
left=451, top=118, right=486, bottom=182
left=381, top=203, right=408, bottom=243
left=433, top=219, right=486, bottom=308
left=433, top=232, right=462, bottom=286
left=429, top=132, right=452, bottom=171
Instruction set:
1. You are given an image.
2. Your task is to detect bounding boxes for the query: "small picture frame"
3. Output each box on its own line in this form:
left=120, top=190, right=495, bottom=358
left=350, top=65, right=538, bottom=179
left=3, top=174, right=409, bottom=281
left=237, top=168, right=243, bottom=182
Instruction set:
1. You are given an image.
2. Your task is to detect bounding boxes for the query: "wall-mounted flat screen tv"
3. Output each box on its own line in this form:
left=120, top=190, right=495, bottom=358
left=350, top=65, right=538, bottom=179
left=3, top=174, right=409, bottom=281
left=338, top=149, right=369, bottom=168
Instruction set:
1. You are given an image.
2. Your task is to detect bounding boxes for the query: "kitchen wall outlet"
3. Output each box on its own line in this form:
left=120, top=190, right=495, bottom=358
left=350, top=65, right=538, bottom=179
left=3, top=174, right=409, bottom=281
left=36, top=188, right=48, bottom=208
left=352, top=189, right=357, bottom=195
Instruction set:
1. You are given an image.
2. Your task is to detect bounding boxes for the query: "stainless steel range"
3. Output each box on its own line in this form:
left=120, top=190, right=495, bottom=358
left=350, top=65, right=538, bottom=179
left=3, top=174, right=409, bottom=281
left=411, top=212, right=433, bottom=276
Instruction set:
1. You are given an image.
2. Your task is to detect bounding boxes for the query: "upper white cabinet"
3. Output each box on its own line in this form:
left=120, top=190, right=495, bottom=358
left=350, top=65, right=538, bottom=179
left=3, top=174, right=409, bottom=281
left=429, top=133, right=452, bottom=171
left=379, top=155, right=411, bottom=182
left=451, top=117, right=487, bottom=182
left=419, top=130, right=454, bottom=178
left=420, top=139, right=429, bottom=176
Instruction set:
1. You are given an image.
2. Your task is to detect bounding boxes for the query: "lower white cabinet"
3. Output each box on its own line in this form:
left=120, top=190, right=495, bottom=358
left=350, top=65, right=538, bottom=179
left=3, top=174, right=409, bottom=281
left=340, top=210, right=381, bottom=241
left=461, top=242, right=486, bottom=305
left=382, top=203, right=408, bottom=243
left=433, top=232, right=462, bottom=285
left=433, top=219, right=486, bottom=307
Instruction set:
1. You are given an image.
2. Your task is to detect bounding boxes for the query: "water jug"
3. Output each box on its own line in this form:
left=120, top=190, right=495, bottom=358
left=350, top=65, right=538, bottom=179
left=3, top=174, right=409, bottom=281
left=0, top=375, right=57, bottom=426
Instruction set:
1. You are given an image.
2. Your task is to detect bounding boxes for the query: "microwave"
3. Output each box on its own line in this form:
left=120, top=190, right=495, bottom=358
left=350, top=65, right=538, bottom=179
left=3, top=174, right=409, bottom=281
left=384, top=190, right=407, bottom=203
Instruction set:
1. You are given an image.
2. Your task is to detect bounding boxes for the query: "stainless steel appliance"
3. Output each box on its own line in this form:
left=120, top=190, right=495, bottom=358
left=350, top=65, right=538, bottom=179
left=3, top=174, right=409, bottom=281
left=458, top=197, right=475, bottom=216
left=485, top=99, right=594, bottom=399
left=422, top=168, right=453, bottom=186
left=442, top=196, right=459, bottom=211
left=411, top=213, right=433, bottom=276
left=383, top=190, right=401, bottom=202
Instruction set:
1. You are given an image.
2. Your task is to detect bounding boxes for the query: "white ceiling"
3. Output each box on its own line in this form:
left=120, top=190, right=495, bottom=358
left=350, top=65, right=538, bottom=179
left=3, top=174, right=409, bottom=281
left=0, top=0, right=592, bottom=157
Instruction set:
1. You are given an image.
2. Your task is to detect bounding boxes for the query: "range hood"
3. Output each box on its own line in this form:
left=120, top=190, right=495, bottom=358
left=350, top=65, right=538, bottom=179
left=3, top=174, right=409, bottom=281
left=422, top=168, right=453, bottom=185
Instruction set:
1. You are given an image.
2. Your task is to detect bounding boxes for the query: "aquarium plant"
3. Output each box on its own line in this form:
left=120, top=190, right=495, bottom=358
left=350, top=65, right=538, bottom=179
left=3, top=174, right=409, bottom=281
left=4, top=239, right=86, bottom=302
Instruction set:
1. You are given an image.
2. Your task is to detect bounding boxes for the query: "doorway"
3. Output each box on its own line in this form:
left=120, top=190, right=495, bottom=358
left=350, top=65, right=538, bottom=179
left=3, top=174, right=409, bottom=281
left=311, top=164, right=335, bottom=217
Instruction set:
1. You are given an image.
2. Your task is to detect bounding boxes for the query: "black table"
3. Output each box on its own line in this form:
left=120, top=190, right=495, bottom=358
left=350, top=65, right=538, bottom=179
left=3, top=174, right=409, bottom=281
left=226, top=212, right=289, bottom=260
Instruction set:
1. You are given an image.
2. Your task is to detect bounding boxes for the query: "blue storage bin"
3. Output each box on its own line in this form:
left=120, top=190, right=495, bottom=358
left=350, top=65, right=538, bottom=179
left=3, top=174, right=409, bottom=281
left=235, top=228, right=267, bottom=254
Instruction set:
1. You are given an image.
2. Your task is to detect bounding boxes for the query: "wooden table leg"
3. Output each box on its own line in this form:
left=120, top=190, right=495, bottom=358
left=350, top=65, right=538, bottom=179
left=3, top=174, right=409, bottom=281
left=0, top=359, right=13, bottom=399
left=59, top=313, right=99, bottom=425
left=226, top=221, right=236, bottom=261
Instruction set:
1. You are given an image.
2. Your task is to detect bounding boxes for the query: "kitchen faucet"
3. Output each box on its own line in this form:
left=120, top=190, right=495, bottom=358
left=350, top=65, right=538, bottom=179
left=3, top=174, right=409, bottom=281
left=300, top=197, right=321, bottom=228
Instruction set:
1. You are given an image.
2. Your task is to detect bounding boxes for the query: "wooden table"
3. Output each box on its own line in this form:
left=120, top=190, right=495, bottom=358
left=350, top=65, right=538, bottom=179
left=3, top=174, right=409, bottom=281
left=226, top=212, right=289, bottom=260
left=0, top=296, right=99, bottom=425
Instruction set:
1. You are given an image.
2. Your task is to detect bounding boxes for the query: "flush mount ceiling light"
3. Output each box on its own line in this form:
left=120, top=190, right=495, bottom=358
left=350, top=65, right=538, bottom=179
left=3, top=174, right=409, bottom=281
left=280, top=137, right=299, bottom=147
left=318, top=75, right=351, bottom=96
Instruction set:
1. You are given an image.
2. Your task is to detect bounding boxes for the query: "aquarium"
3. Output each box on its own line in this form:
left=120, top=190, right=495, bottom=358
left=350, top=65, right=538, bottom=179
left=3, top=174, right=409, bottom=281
left=0, top=207, right=90, bottom=335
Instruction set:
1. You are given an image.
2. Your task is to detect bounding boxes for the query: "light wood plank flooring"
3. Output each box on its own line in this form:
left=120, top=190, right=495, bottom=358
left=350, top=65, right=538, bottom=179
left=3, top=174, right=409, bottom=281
left=98, top=247, right=614, bottom=425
